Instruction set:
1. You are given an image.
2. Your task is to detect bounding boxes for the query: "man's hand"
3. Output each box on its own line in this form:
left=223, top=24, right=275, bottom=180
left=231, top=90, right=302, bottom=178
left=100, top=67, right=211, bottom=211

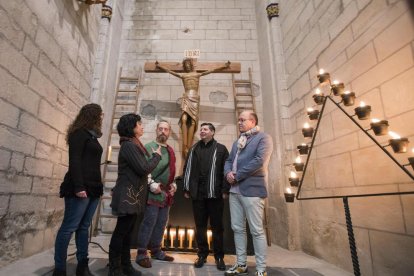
left=184, top=191, right=190, bottom=199
left=168, top=184, right=176, bottom=196
left=226, top=172, right=236, bottom=185
left=152, top=145, right=162, bottom=156
left=152, top=186, right=162, bottom=194
left=155, top=60, right=160, bottom=68
left=76, top=191, right=87, bottom=198
left=225, top=60, right=231, bottom=68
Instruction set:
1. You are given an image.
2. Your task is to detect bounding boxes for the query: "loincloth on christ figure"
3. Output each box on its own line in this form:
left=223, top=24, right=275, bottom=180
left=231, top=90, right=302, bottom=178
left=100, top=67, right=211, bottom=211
left=179, top=93, right=200, bottom=130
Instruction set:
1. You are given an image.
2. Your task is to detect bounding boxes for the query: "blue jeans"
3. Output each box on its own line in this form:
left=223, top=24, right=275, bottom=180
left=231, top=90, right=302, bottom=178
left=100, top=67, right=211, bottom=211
left=229, top=193, right=266, bottom=271
left=54, top=196, right=99, bottom=270
left=136, top=204, right=170, bottom=260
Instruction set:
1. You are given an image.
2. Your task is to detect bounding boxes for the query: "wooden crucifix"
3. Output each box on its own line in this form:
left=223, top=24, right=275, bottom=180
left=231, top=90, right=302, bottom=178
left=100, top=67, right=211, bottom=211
left=144, top=59, right=241, bottom=158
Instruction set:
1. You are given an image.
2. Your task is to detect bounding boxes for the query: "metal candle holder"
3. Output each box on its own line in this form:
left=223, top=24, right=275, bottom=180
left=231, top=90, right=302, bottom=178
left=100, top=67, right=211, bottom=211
left=370, top=120, right=389, bottom=135
left=354, top=105, right=372, bottom=120
left=331, top=82, right=345, bottom=96
left=341, top=92, right=356, bottom=106
left=297, top=144, right=309, bottom=155
left=389, top=138, right=409, bottom=153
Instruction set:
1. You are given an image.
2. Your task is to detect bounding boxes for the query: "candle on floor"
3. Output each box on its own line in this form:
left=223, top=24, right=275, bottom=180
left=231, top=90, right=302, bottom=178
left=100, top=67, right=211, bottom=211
left=284, top=187, right=295, bottom=203
left=188, top=229, right=194, bottom=249
left=207, top=230, right=212, bottom=250
left=178, top=229, right=185, bottom=248
left=170, top=228, right=176, bottom=248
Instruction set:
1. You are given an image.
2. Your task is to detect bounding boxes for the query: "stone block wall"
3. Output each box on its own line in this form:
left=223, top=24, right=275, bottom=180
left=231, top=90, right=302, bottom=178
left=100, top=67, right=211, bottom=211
left=0, top=0, right=101, bottom=266
left=278, top=0, right=414, bottom=274
left=119, top=0, right=263, bottom=170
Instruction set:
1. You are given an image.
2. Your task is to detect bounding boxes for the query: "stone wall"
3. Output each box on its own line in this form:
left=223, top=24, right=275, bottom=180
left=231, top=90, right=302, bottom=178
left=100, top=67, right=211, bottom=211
left=277, top=0, right=414, bottom=274
left=0, top=0, right=102, bottom=266
left=119, top=0, right=263, bottom=169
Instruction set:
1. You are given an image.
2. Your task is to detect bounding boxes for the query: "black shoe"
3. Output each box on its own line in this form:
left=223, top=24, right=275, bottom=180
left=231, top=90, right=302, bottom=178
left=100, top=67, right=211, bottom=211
left=215, top=258, right=226, bottom=271
left=52, top=269, right=66, bottom=276
left=194, top=256, right=207, bottom=268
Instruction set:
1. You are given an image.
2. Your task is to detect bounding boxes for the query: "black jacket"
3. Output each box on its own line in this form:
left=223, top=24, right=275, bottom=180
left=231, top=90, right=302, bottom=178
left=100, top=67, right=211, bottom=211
left=183, top=139, right=229, bottom=199
left=60, top=128, right=103, bottom=198
left=110, top=140, right=161, bottom=216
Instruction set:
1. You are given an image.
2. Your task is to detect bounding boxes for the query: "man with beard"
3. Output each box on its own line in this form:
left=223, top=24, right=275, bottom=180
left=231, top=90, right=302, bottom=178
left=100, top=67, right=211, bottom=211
left=135, top=120, right=176, bottom=268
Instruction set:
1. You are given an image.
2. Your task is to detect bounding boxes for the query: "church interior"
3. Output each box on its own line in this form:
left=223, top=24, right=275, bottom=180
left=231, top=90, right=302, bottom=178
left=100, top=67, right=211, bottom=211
left=1, top=0, right=414, bottom=275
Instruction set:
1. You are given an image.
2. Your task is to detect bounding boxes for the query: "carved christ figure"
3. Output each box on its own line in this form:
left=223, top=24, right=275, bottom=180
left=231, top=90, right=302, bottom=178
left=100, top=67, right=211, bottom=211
left=155, top=58, right=231, bottom=158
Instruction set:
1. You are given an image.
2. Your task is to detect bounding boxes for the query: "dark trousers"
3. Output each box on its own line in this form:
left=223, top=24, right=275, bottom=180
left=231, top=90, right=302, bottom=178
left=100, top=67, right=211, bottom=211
left=192, top=198, right=224, bottom=259
left=109, top=214, right=137, bottom=256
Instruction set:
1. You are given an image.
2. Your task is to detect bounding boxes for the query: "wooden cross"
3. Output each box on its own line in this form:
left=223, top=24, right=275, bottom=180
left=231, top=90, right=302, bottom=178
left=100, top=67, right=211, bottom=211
left=144, top=61, right=241, bottom=73
left=144, top=59, right=241, bottom=160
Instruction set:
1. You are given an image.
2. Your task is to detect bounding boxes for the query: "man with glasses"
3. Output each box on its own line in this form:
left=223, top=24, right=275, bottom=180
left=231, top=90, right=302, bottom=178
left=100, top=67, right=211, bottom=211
left=224, top=111, right=273, bottom=276
left=183, top=122, right=229, bottom=271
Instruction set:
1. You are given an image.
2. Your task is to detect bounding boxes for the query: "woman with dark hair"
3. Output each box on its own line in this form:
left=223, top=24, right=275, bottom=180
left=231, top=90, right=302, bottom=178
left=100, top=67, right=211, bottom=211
left=108, top=113, right=162, bottom=276
left=53, top=103, right=104, bottom=276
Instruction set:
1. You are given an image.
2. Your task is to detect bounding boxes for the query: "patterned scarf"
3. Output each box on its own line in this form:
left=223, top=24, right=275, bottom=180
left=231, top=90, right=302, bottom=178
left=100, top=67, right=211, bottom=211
left=237, top=126, right=260, bottom=151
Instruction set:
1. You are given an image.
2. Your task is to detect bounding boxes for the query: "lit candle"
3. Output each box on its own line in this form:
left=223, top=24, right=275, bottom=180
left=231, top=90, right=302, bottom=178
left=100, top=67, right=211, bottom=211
left=288, top=171, right=299, bottom=187
left=294, top=156, right=304, bottom=172
left=388, top=131, right=409, bottom=153
left=207, top=230, right=212, bottom=250
left=162, top=228, right=167, bottom=248
left=370, top=118, right=389, bottom=136
left=331, top=80, right=345, bottom=96
left=178, top=229, right=185, bottom=248
left=188, top=229, right=194, bottom=249
left=408, top=148, right=414, bottom=170
left=107, top=146, right=112, bottom=162
left=317, top=69, right=330, bottom=83
left=297, top=143, right=309, bottom=155
left=170, top=228, right=176, bottom=248
left=284, top=187, right=295, bottom=203
left=354, top=101, right=371, bottom=120
left=340, top=91, right=356, bottom=106
left=313, top=89, right=325, bottom=105
left=307, top=107, right=320, bottom=120
left=302, top=122, right=314, bottom=138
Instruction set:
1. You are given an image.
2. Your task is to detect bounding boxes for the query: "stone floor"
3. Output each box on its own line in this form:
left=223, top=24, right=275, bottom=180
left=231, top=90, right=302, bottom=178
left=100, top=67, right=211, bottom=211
left=0, top=235, right=353, bottom=276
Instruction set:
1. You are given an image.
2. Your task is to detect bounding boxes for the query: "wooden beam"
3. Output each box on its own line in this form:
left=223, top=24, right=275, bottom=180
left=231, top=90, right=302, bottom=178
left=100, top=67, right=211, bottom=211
left=144, top=61, right=241, bottom=73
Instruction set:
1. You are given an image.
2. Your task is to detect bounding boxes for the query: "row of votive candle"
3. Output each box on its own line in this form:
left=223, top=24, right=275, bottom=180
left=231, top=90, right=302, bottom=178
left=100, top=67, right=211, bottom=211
left=161, top=227, right=213, bottom=250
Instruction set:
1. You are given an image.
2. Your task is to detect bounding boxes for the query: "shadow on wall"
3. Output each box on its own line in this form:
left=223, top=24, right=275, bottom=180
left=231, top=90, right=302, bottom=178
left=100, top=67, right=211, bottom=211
left=408, top=0, right=414, bottom=17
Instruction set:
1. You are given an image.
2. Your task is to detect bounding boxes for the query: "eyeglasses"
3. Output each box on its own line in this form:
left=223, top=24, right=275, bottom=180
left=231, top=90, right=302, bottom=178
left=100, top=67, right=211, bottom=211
left=238, top=118, right=252, bottom=123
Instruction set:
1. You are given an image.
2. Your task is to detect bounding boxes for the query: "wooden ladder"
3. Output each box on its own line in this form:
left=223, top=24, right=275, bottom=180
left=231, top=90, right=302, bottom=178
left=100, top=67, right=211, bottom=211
left=232, top=67, right=256, bottom=135
left=93, top=67, right=142, bottom=235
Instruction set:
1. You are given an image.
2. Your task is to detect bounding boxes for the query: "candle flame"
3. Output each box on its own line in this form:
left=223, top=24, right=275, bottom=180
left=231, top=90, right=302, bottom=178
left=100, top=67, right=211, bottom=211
left=170, top=229, right=176, bottom=236
left=344, top=90, right=351, bottom=94
left=388, top=131, right=401, bottom=139
left=319, top=69, right=324, bottom=74
left=301, top=143, right=307, bottom=146
left=315, top=88, right=321, bottom=95
left=303, top=122, right=310, bottom=129
left=412, top=148, right=414, bottom=154
left=286, top=187, right=292, bottom=194
left=371, top=118, right=380, bottom=123
left=290, top=171, right=297, bottom=178
left=178, top=229, right=185, bottom=236
left=307, top=107, right=314, bottom=112
left=188, top=229, right=194, bottom=235
left=333, top=80, right=339, bottom=85
left=359, top=101, right=366, bottom=107
left=295, top=156, right=302, bottom=163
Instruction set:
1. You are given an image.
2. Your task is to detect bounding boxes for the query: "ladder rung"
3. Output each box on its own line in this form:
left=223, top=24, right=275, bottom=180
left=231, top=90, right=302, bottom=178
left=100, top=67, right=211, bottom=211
left=115, top=103, right=136, bottom=106
left=235, top=99, right=252, bottom=103
left=234, top=80, right=250, bottom=83
left=120, top=77, right=139, bottom=81
left=235, top=93, right=253, bottom=97
left=118, top=89, right=137, bottom=92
